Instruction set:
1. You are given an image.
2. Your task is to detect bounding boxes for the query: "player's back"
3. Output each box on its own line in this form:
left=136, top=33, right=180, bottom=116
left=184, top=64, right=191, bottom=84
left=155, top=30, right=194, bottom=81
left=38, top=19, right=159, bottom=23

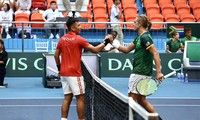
left=57, top=32, right=89, bottom=76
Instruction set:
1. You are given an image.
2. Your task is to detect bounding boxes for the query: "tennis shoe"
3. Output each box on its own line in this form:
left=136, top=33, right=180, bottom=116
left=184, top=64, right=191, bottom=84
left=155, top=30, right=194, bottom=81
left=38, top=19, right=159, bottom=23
left=55, top=34, right=60, bottom=39
left=67, top=11, right=73, bottom=17
left=6, top=34, right=11, bottom=39
left=49, top=33, right=54, bottom=39
left=75, top=12, right=81, bottom=18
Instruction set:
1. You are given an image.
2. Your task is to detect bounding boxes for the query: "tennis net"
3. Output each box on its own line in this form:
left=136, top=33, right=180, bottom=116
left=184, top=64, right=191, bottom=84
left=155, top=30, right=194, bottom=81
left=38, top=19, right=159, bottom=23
left=81, top=59, right=159, bottom=120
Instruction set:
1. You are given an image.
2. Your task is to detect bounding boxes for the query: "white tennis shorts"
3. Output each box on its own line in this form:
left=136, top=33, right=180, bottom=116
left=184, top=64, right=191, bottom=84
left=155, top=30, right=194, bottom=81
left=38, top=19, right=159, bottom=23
left=60, top=76, right=85, bottom=96
left=128, top=74, right=151, bottom=94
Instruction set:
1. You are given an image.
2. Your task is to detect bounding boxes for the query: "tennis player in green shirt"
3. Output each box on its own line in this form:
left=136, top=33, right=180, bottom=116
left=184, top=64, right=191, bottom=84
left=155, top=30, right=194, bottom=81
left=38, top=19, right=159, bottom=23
left=112, top=14, right=163, bottom=114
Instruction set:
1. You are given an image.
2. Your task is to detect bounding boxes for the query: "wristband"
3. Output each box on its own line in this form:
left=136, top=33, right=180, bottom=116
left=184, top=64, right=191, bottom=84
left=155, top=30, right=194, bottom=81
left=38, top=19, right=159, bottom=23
left=57, top=65, right=60, bottom=71
left=103, top=39, right=110, bottom=46
left=112, top=40, right=120, bottom=49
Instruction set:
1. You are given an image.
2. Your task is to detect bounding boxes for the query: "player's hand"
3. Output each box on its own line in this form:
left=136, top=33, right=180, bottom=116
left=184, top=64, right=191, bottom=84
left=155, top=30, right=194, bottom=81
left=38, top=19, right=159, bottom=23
left=105, top=34, right=113, bottom=42
left=156, top=72, right=163, bottom=83
left=103, top=34, right=113, bottom=46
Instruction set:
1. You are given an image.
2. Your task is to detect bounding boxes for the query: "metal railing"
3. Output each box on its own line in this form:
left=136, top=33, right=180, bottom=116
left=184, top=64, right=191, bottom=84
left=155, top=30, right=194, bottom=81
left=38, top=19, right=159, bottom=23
left=1, top=21, right=199, bottom=52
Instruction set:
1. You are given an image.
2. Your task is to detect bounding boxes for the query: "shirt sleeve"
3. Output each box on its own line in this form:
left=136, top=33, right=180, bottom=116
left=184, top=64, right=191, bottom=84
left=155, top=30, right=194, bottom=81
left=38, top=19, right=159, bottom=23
left=141, top=34, right=153, bottom=50
left=56, top=40, right=62, bottom=50
left=0, top=12, right=2, bottom=22
left=9, top=12, right=13, bottom=21
left=166, top=40, right=171, bottom=47
left=133, top=36, right=138, bottom=45
left=79, top=36, right=90, bottom=49
left=42, top=10, right=47, bottom=18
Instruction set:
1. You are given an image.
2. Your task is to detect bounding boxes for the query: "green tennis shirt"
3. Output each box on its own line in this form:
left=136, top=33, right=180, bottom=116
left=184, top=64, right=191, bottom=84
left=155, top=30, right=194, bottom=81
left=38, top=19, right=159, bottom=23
left=181, top=36, right=197, bottom=46
left=133, top=32, right=153, bottom=76
left=166, top=39, right=181, bottom=52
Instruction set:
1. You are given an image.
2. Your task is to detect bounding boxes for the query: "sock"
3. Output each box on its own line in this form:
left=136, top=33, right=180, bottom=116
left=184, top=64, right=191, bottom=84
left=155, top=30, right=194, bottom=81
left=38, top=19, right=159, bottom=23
left=61, top=118, right=67, bottom=120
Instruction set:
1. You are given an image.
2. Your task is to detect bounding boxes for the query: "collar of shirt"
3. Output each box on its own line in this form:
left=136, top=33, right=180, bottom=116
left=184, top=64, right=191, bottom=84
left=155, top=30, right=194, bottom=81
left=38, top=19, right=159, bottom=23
left=68, top=31, right=77, bottom=36
left=50, top=9, right=58, bottom=13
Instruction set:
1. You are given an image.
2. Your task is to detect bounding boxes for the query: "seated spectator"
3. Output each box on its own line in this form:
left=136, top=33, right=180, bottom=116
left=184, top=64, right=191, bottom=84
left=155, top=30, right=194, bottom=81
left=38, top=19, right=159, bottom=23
left=103, top=31, right=119, bottom=53
left=62, top=0, right=83, bottom=17
left=0, top=3, right=13, bottom=39
left=15, top=0, right=31, bottom=15
left=166, top=31, right=182, bottom=53
left=0, top=0, right=14, bottom=14
left=181, top=27, right=198, bottom=51
left=42, top=1, right=65, bottom=39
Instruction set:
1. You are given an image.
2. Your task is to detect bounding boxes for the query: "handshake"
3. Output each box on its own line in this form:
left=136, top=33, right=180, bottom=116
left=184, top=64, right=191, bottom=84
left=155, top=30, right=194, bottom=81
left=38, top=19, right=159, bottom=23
left=103, top=34, right=120, bottom=49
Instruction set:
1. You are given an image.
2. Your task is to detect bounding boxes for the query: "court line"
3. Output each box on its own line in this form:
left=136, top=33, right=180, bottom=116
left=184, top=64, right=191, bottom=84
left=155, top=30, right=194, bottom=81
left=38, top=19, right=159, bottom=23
left=0, top=105, right=76, bottom=107
left=1, top=104, right=200, bottom=107
left=148, top=97, right=200, bottom=99
left=154, top=104, right=200, bottom=107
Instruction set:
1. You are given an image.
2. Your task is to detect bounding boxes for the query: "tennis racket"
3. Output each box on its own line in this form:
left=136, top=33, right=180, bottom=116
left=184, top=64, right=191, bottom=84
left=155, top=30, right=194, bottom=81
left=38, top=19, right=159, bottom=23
left=47, top=66, right=59, bottom=75
left=136, top=71, right=176, bottom=96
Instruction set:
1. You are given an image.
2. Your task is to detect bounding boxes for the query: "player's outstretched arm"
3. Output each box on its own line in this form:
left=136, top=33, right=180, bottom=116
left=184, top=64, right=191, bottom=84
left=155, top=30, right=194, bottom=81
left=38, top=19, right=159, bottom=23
left=86, top=35, right=113, bottom=53
left=112, top=41, right=135, bottom=54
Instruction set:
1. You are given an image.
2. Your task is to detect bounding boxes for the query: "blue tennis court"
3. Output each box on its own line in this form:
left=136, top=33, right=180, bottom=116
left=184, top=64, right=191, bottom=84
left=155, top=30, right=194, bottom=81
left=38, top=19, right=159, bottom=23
left=0, top=77, right=200, bottom=120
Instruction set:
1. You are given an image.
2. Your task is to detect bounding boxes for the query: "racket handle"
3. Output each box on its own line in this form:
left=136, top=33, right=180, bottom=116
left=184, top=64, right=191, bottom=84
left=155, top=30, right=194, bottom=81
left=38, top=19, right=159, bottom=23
left=164, top=71, right=176, bottom=79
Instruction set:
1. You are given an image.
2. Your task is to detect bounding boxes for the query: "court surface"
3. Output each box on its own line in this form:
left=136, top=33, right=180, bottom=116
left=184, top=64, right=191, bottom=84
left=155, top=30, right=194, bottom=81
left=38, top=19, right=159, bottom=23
left=0, top=77, right=200, bottom=120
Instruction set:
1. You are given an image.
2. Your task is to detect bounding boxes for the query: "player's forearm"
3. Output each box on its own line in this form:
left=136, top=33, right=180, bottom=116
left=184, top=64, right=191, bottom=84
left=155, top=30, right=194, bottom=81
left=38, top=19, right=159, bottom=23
left=42, top=16, right=47, bottom=22
left=118, top=46, right=130, bottom=54
left=166, top=49, right=171, bottom=53
left=54, top=55, right=60, bottom=66
left=153, top=52, right=161, bottom=74
left=92, top=43, right=106, bottom=53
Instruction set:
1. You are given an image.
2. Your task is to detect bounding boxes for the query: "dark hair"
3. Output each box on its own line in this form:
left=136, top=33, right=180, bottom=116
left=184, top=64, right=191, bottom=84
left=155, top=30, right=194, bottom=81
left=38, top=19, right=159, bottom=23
left=112, top=31, right=118, bottom=36
left=0, top=39, right=5, bottom=51
left=0, top=39, right=4, bottom=45
left=170, top=31, right=178, bottom=37
left=66, top=17, right=79, bottom=31
left=184, top=27, right=192, bottom=33
left=111, top=31, right=118, bottom=39
left=4, top=3, right=10, bottom=11
left=50, top=1, right=56, bottom=4
left=137, top=14, right=152, bottom=30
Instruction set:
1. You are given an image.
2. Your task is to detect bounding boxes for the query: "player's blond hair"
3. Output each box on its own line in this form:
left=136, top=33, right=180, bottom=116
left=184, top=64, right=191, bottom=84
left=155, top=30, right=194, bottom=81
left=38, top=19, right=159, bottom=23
left=137, top=14, right=152, bottom=30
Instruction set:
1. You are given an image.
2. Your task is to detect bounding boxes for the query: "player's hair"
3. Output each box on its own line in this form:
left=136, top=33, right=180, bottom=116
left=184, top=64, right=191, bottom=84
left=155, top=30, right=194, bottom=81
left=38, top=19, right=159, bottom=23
left=66, top=17, right=79, bottom=31
left=184, top=27, right=192, bottom=33
left=112, top=31, right=118, bottom=36
left=0, top=39, right=6, bottom=51
left=50, top=1, right=56, bottom=4
left=112, top=31, right=118, bottom=39
left=170, top=31, right=178, bottom=37
left=137, top=14, right=152, bottom=30
left=4, top=3, right=10, bottom=11
left=0, top=39, right=4, bottom=45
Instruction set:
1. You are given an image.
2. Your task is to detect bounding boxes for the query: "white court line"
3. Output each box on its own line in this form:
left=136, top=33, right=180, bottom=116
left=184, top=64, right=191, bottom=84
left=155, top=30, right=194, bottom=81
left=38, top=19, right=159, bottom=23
left=0, top=105, right=76, bottom=107
left=154, top=104, right=200, bottom=107
left=0, top=97, right=77, bottom=100
left=1, top=104, right=200, bottom=107
left=148, top=97, right=200, bottom=99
